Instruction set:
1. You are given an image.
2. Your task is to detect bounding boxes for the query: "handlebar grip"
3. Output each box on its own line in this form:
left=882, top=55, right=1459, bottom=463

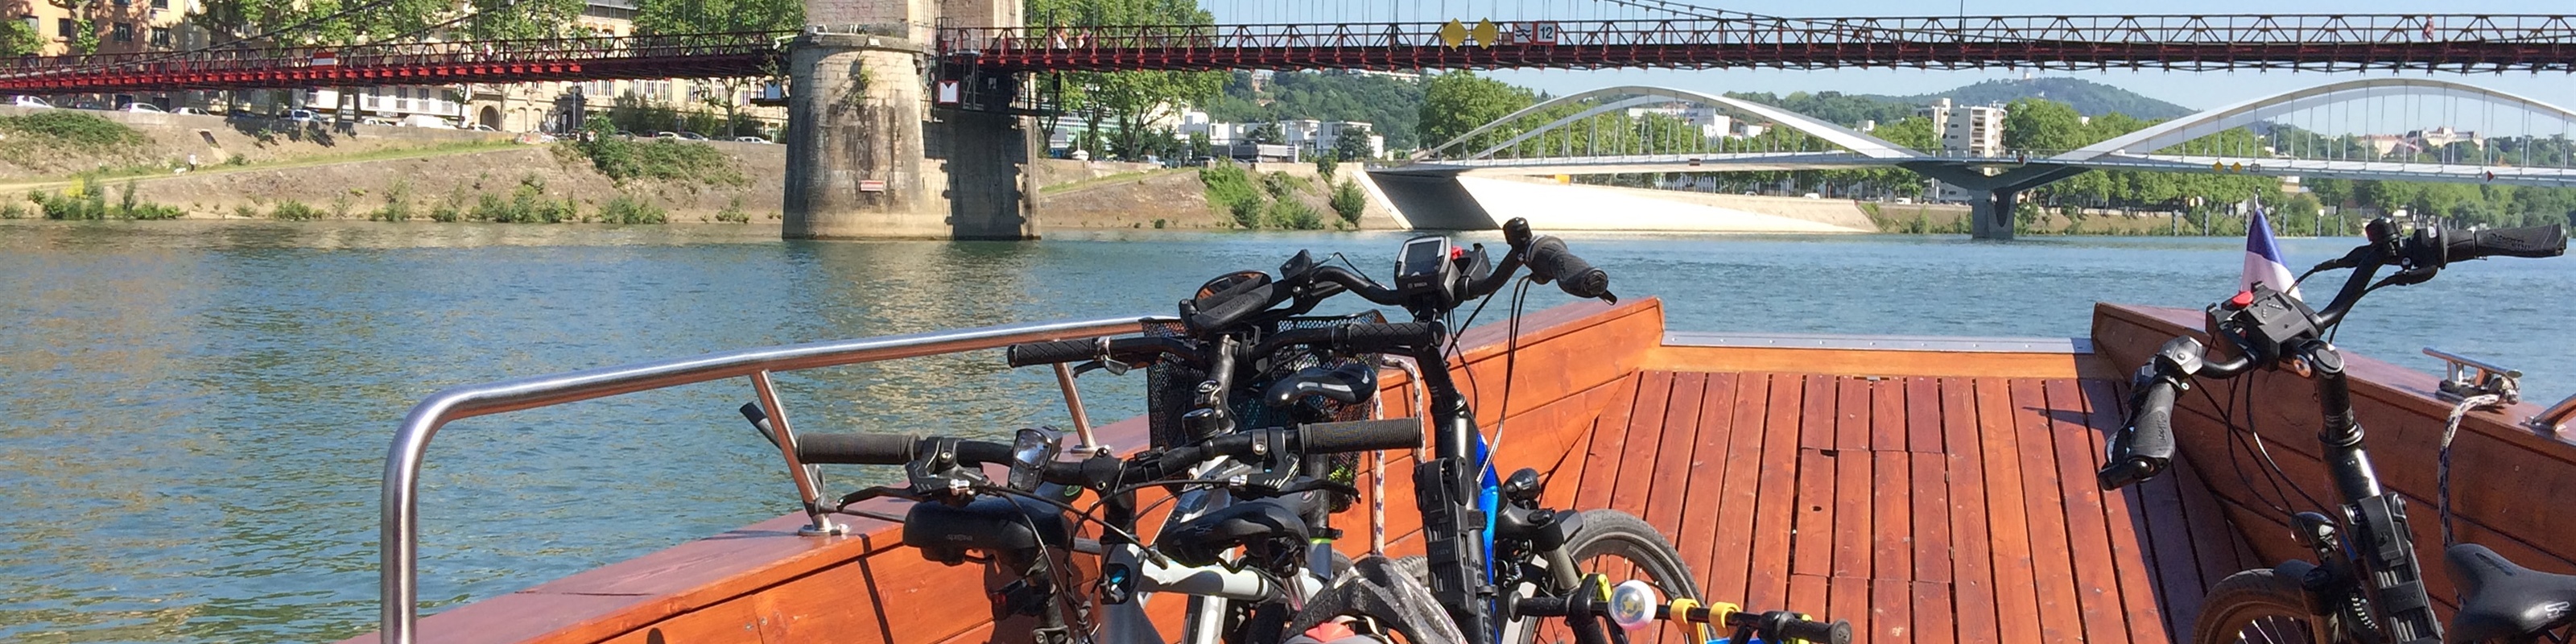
left=1773, top=617, right=1854, bottom=644
left=2098, top=379, right=2180, bottom=490
left=1339, top=322, right=1435, bottom=353
left=1525, top=236, right=1612, bottom=301
left=1297, top=418, right=1424, bottom=453
left=796, top=433, right=920, bottom=464
left=2444, top=224, right=2566, bottom=262
left=1005, top=339, right=1099, bottom=367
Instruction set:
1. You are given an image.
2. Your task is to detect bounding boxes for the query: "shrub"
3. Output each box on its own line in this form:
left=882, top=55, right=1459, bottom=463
left=372, top=180, right=414, bottom=221
left=233, top=204, right=259, bottom=219
left=33, top=178, right=111, bottom=220
left=712, top=196, right=748, bottom=223
left=270, top=200, right=324, bottom=221
left=1329, top=180, right=1366, bottom=225
left=1264, top=199, right=1323, bottom=230
left=571, top=118, right=745, bottom=186
left=599, top=194, right=668, bottom=225
left=1198, top=163, right=1265, bottom=229
left=1151, top=218, right=1166, bottom=229
left=328, top=194, right=355, bottom=220
left=1261, top=171, right=1302, bottom=200
left=0, top=202, right=23, bottom=219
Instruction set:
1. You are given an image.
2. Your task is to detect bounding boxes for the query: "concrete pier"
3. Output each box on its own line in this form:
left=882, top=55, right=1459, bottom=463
left=782, top=0, right=1036, bottom=240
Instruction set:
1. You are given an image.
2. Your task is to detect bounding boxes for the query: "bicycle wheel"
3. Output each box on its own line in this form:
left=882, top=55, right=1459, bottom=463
left=1397, top=510, right=1703, bottom=644
left=2194, top=569, right=2331, bottom=644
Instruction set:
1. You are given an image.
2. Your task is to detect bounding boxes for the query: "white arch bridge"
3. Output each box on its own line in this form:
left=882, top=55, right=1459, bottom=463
left=1373, top=80, right=2576, bottom=238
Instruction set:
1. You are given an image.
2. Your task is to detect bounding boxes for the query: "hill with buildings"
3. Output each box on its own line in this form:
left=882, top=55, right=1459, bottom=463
left=1864, top=78, right=2194, bottom=119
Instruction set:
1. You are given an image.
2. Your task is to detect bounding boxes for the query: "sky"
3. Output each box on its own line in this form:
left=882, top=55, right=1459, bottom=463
left=1201, top=0, right=2576, bottom=112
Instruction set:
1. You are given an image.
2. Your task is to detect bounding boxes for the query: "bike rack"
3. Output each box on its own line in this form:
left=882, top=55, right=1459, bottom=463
left=375, top=314, right=1166, bottom=644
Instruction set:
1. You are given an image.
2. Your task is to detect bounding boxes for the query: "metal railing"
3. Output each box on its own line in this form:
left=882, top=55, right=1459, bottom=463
left=376, top=314, right=1164, bottom=644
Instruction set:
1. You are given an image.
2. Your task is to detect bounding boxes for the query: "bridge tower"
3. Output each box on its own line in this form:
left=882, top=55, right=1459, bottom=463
left=782, top=0, right=1038, bottom=240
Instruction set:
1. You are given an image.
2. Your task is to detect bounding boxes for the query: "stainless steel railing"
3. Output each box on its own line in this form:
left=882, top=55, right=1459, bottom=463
left=378, top=314, right=1166, bottom=644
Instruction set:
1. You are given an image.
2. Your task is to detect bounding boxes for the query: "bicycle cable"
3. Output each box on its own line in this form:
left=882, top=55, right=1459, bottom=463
left=2239, top=374, right=2329, bottom=514
left=1482, top=276, right=1535, bottom=473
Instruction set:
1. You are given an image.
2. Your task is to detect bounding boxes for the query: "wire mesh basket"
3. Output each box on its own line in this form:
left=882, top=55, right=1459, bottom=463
left=1142, top=312, right=1389, bottom=502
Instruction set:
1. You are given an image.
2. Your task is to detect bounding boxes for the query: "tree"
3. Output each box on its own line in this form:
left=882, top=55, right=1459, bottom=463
left=1246, top=122, right=1283, bottom=145
left=1417, top=71, right=1534, bottom=155
left=636, top=0, right=800, bottom=134
left=1030, top=0, right=1224, bottom=159
left=0, top=19, right=41, bottom=56
left=2000, top=98, right=2087, bottom=154
left=1332, top=124, right=1377, bottom=162
left=1315, top=149, right=1337, bottom=180
left=1187, top=131, right=1212, bottom=159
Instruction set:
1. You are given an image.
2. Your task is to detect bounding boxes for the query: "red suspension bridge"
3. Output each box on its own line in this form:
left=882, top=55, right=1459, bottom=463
left=1, top=14, right=2571, bottom=95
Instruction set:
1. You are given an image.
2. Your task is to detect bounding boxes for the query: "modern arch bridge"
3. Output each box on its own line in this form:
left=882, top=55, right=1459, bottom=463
left=1377, top=78, right=2576, bottom=239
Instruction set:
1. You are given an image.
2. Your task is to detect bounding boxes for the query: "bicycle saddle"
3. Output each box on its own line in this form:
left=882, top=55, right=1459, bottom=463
left=2445, top=543, right=2576, bottom=642
left=1157, top=494, right=1315, bottom=568
left=1265, top=363, right=1377, bottom=408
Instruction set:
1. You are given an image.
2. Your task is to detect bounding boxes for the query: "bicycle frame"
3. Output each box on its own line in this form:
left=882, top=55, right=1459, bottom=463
left=2273, top=341, right=2442, bottom=644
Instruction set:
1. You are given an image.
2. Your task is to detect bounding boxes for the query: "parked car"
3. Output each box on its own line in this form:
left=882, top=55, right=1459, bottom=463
left=676, top=131, right=708, bottom=141
left=9, top=95, right=52, bottom=108
left=70, top=101, right=109, bottom=110
left=652, top=131, right=680, bottom=140
left=121, top=103, right=166, bottom=113
left=360, top=117, right=394, bottom=126
left=732, top=135, right=771, bottom=144
left=397, top=114, right=454, bottom=129
left=282, top=109, right=320, bottom=123
left=466, top=124, right=498, bottom=132
left=171, top=107, right=209, bottom=115
left=613, top=130, right=635, bottom=138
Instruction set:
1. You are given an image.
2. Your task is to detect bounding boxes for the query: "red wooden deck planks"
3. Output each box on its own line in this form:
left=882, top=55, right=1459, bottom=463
left=1940, top=377, right=2000, bottom=644
left=2079, top=378, right=2174, bottom=644
left=2044, top=378, right=2138, bottom=644
left=1975, top=378, right=2043, bottom=644
left=1744, top=373, right=1807, bottom=610
left=2008, top=378, right=2085, bottom=644
left=1674, top=373, right=1740, bottom=597
left=1705, top=374, right=1773, bottom=607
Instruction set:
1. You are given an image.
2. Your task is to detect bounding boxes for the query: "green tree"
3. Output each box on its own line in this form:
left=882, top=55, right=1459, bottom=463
left=1030, top=0, right=1223, bottom=160
left=1418, top=71, right=1534, bottom=155
left=0, top=19, right=41, bottom=56
left=2000, top=97, right=2087, bottom=153
left=1332, top=124, right=1377, bottom=162
left=1246, top=122, right=1283, bottom=145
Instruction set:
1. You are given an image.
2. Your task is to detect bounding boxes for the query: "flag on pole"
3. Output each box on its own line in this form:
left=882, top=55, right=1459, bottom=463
left=2243, top=202, right=2303, bottom=301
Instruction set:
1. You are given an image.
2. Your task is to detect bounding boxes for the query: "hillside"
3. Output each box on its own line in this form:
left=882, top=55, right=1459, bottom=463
left=1865, top=78, right=2193, bottom=119
left=1204, top=71, right=1426, bottom=148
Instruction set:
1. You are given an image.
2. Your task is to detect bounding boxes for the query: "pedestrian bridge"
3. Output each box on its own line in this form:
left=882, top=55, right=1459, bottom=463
left=1376, top=79, right=2576, bottom=237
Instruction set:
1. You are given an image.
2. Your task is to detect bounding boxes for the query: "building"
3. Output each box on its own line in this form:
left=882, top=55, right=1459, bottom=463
left=20, top=0, right=209, bottom=107
left=1923, top=97, right=2008, bottom=201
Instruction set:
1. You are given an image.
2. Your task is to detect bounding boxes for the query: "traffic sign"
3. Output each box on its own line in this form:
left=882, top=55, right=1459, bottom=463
left=1471, top=20, right=1499, bottom=47
left=935, top=80, right=960, bottom=106
left=1438, top=20, right=1468, bottom=47
left=859, top=180, right=886, bottom=192
left=1532, top=21, right=1560, bottom=45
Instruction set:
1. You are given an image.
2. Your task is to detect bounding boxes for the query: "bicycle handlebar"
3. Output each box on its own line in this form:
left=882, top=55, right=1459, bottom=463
left=1005, top=336, right=1204, bottom=368
left=2099, top=378, right=2179, bottom=490
left=795, top=419, right=1424, bottom=481
left=1523, top=235, right=1616, bottom=303
left=2442, top=224, right=2566, bottom=262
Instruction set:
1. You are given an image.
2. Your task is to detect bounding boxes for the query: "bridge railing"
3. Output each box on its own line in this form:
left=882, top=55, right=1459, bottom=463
left=0, top=31, right=795, bottom=80
left=940, top=14, right=2576, bottom=55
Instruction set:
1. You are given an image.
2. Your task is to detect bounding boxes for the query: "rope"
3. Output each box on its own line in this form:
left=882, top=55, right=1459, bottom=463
left=2438, top=393, right=2503, bottom=548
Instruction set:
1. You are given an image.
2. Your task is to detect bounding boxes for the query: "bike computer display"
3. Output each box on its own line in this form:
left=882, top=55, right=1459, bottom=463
left=1393, top=235, right=1454, bottom=299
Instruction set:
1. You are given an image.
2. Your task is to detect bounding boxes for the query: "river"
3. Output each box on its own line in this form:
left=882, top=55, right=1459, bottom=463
left=2, top=220, right=2570, bottom=642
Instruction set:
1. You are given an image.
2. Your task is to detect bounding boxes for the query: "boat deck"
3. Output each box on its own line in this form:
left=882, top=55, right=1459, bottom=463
left=1579, top=370, right=2260, bottom=644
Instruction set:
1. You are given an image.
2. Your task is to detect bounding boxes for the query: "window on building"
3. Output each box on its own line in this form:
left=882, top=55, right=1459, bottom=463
left=151, top=0, right=167, bottom=8
left=57, top=18, right=72, bottom=39
left=112, top=23, right=133, bottom=43
left=149, top=27, right=169, bottom=47
left=114, top=0, right=129, bottom=6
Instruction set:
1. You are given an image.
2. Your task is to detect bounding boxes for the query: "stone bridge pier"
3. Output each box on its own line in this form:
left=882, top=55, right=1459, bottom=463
left=782, top=0, right=1038, bottom=240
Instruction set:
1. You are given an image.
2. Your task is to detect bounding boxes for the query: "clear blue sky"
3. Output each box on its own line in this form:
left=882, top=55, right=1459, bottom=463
left=1205, top=0, right=2576, bottom=111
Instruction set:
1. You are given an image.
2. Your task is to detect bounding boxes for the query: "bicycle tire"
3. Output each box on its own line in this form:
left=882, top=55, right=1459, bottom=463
left=1396, top=509, right=1703, bottom=644
left=2194, top=568, right=2334, bottom=644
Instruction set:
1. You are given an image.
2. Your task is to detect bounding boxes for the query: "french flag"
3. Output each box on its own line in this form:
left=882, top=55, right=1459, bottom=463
left=2243, top=204, right=2303, bottom=301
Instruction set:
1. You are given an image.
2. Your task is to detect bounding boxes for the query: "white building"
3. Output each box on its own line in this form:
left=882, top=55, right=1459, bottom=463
left=1924, top=97, right=2009, bottom=201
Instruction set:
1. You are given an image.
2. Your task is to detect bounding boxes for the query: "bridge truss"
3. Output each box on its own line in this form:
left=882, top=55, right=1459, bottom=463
left=0, top=31, right=792, bottom=94
left=938, top=14, right=2576, bottom=73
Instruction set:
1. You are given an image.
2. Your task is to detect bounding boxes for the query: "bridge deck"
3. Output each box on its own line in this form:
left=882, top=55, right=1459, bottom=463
left=1584, top=369, right=2259, bottom=644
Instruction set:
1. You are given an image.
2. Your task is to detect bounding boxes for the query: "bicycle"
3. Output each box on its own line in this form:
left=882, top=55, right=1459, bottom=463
left=2097, top=218, right=2570, bottom=644
left=1015, top=218, right=1847, bottom=644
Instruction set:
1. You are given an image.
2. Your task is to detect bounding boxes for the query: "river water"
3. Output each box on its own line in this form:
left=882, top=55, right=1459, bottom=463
left=2, top=221, right=2570, bottom=642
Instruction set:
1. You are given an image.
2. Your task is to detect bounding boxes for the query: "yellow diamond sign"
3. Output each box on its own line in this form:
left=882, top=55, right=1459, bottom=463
left=1439, top=20, right=1468, bottom=47
left=1472, top=19, right=1500, bottom=47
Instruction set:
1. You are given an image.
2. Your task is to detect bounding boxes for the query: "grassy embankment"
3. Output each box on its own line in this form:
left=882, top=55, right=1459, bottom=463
left=1195, top=162, right=1369, bottom=231
left=6, top=113, right=749, bottom=225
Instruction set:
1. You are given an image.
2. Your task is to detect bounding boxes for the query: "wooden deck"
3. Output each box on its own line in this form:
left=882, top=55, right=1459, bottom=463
left=1573, top=370, right=2261, bottom=644
left=352, top=299, right=2355, bottom=644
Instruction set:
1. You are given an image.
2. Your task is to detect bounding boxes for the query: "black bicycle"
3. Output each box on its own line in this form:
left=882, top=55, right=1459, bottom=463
left=2098, top=219, right=2570, bottom=644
